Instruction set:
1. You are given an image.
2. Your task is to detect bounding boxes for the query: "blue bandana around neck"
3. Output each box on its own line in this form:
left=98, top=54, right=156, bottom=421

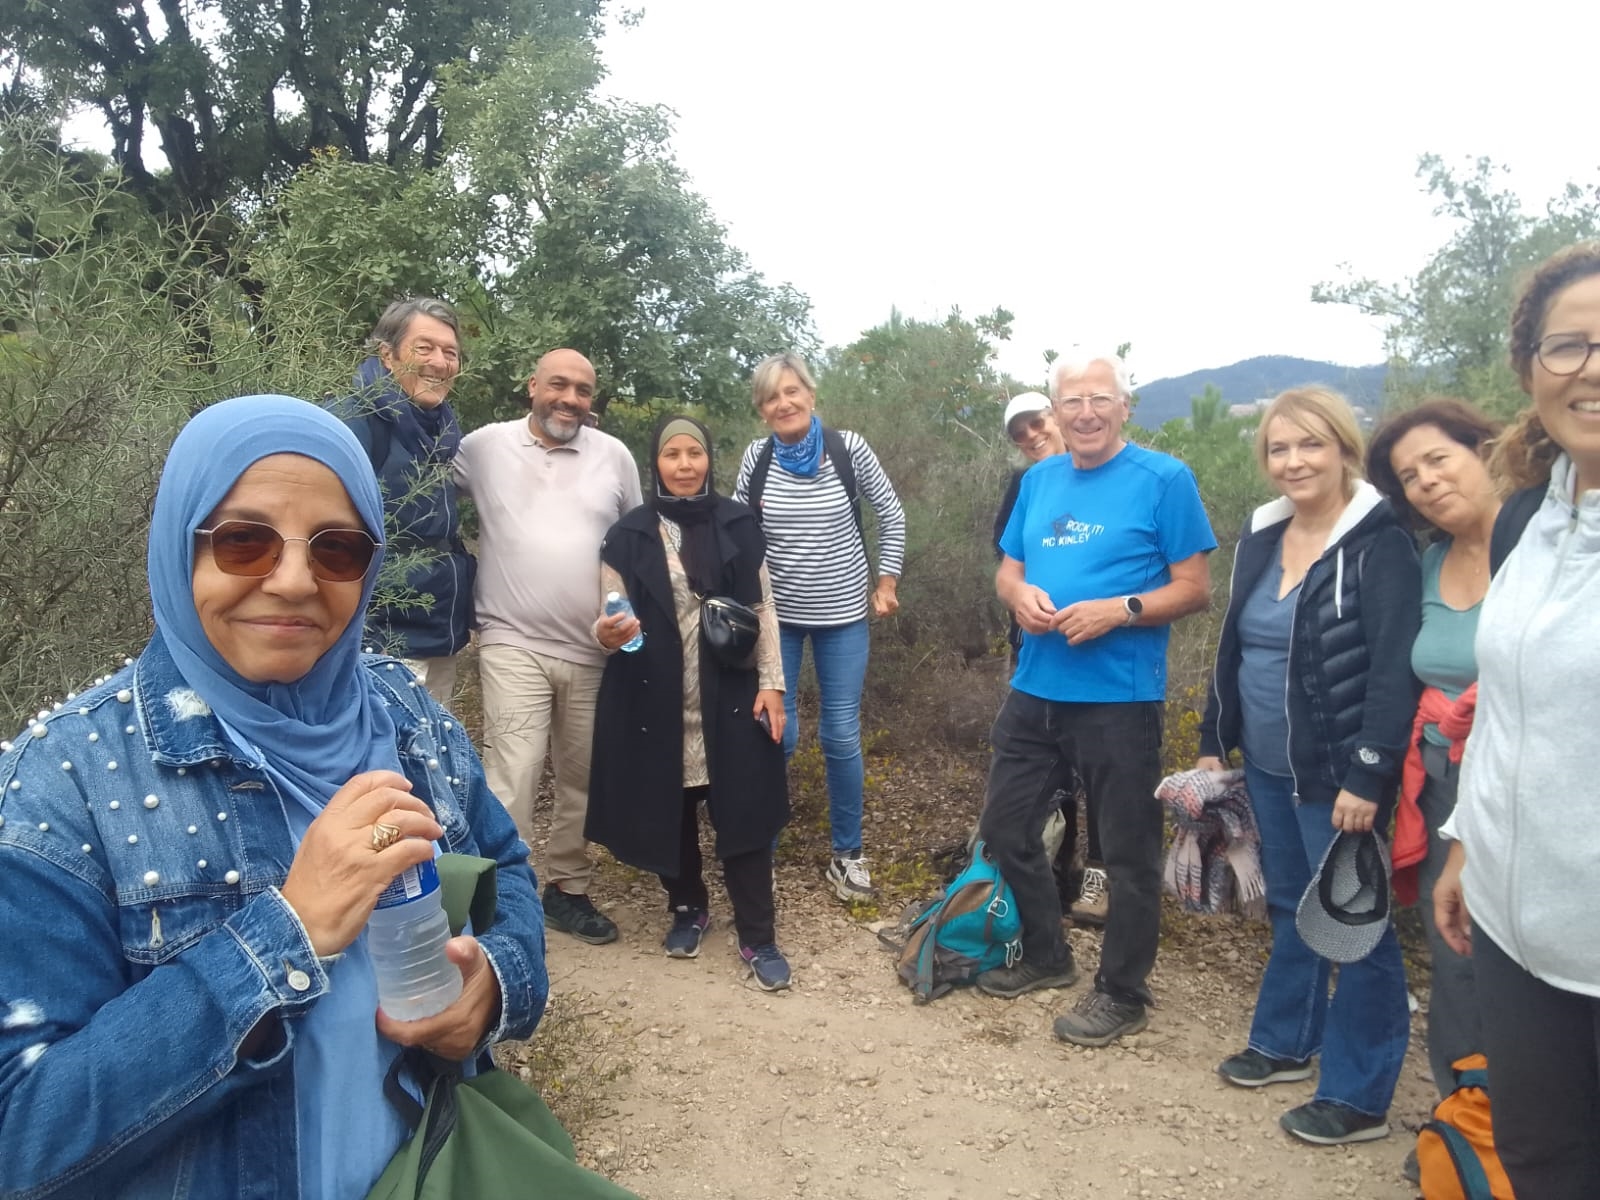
left=771, top=414, right=824, bottom=478
left=352, top=356, right=462, bottom=465
left=147, top=394, right=400, bottom=805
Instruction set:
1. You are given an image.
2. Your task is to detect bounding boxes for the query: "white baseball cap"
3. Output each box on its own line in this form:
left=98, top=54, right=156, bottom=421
left=1002, top=392, right=1051, bottom=435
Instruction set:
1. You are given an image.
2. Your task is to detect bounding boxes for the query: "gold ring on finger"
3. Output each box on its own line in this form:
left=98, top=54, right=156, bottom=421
left=371, top=822, right=403, bottom=852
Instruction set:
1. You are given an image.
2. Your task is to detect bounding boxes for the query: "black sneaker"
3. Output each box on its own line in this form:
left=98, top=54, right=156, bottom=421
left=663, top=907, right=710, bottom=958
left=1217, top=1048, right=1316, bottom=1088
left=1052, top=989, right=1148, bottom=1047
left=1279, top=1100, right=1390, bottom=1146
left=975, top=955, right=1079, bottom=999
left=1402, top=1147, right=1420, bottom=1185
left=542, top=884, right=619, bottom=945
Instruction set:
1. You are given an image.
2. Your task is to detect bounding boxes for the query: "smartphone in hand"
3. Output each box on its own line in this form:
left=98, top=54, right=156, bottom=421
left=756, top=710, right=772, bottom=737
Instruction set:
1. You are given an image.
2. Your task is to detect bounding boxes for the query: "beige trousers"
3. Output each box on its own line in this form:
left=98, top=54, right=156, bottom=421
left=477, top=643, right=600, bottom=893
left=400, top=655, right=459, bottom=708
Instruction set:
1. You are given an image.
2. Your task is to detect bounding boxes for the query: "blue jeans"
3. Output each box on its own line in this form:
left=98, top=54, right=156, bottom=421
left=1243, top=763, right=1410, bottom=1116
left=780, top=620, right=869, bottom=856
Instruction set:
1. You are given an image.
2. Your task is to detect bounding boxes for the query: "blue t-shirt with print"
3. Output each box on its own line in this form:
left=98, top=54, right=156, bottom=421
left=999, top=442, right=1216, bottom=703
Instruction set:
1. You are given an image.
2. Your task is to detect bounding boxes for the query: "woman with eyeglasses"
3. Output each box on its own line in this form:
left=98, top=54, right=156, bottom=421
left=1433, top=242, right=1600, bottom=1199
left=0, top=395, right=548, bottom=1198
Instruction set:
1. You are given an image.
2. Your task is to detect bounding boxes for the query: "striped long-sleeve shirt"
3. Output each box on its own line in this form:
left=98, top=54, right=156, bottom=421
left=733, top=429, right=906, bottom=625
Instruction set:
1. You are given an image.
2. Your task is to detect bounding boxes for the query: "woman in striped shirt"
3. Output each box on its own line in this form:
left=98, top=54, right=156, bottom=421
left=734, top=353, right=906, bottom=902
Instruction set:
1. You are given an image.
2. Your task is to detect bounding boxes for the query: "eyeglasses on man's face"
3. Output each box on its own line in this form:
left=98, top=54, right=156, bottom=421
left=1054, top=393, right=1120, bottom=414
left=1536, top=333, right=1600, bottom=377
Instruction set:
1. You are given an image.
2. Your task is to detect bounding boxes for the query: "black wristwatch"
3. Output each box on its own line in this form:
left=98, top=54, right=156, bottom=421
left=1123, top=595, right=1143, bottom=625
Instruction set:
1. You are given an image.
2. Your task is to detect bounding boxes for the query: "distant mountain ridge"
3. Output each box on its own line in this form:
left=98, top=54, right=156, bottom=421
left=1129, top=355, right=1387, bottom=428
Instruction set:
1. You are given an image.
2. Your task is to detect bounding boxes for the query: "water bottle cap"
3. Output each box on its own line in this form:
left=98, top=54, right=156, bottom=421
left=605, top=590, right=621, bottom=603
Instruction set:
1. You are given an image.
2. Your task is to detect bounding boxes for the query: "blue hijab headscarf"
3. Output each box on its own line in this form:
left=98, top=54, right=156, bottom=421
left=147, top=393, right=399, bottom=801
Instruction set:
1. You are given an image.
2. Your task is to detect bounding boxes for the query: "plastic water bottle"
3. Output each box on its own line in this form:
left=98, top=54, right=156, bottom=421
left=367, top=856, right=462, bottom=1021
left=604, top=590, right=645, bottom=652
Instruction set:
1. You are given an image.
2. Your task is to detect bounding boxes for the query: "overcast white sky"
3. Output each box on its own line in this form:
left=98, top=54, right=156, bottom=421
left=598, top=0, right=1592, bottom=385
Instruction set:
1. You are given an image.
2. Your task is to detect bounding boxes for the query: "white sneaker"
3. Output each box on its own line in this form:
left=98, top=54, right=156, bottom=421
left=826, top=854, right=875, bottom=902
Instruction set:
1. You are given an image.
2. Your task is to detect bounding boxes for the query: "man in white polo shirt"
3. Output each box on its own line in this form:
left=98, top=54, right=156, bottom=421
left=453, top=348, right=642, bottom=944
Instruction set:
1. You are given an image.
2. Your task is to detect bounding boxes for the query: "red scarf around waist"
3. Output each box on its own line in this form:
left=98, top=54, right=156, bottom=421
left=1394, top=682, right=1476, bottom=905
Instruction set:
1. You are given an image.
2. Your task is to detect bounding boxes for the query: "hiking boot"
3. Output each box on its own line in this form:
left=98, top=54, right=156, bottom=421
left=826, top=854, right=876, bottom=903
left=740, top=943, right=792, bottom=991
left=1279, top=1100, right=1390, bottom=1146
left=663, top=907, right=710, bottom=958
left=1052, top=989, right=1148, bottom=1047
left=975, top=955, right=1079, bottom=999
left=542, top=885, right=619, bottom=945
left=1069, top=863, right=1109, bottom=925
left=1217, top=1048, right=1316, bottom=1088
left=1402, top=1147, right=1420, bottom=1185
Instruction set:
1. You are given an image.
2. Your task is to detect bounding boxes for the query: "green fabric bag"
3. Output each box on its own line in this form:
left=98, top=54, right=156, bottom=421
left=364, top=855, right=640, bottom=1200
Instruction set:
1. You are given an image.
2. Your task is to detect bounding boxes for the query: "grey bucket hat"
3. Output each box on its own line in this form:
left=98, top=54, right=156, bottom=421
left=1295, top=830, right=1392, bottom=963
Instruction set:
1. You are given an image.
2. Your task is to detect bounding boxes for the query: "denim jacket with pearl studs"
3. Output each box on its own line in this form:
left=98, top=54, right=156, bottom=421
left=0, top=635, right=548, bottom=1200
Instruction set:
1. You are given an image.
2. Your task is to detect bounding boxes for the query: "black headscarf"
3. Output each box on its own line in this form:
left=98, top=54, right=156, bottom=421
left=649, top=414, right=725, bottom=596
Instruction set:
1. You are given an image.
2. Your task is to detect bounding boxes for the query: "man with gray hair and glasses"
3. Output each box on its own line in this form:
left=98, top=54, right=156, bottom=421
left=334, top=296, right=475, bottom=705
left=979, top=349, right=1216, bottom=1048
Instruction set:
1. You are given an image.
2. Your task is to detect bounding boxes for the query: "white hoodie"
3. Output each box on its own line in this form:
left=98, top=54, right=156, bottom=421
left=1448, top=454, right=1600, bottom=996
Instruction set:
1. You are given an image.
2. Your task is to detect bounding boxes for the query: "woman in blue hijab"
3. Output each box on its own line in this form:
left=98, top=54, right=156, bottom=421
left=0, top=395, right=548, bottom=1199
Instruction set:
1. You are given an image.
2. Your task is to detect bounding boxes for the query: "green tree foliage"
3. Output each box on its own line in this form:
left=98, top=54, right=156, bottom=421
left=0, top=118, right=442, bottom=732
left=243, top=35, right=812, bottom=433
left=816, top=307, right=1025, bottom=677
left=1313, top=155, right=1600, bottom=415
left=1140, top=388, right=1270, bottom=765
left=840, top=306, right=1017, bottom=430
left=2, top=0, right=602, bottom=232
left=1, top=122, right=238, bottom=729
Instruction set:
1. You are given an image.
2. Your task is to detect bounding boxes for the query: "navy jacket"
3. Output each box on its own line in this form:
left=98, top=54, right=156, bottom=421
left=332, top=361, right=475, bottom=659
left=1199, top=483, right=1422, bottom=812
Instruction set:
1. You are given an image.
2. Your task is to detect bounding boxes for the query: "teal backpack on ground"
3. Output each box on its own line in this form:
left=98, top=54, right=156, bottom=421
left=889, top=839, right=1023, bottom=1003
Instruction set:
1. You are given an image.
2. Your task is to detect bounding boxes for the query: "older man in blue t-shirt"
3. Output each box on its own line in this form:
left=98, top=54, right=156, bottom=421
left=981, top=350, right=1216, bottom=1048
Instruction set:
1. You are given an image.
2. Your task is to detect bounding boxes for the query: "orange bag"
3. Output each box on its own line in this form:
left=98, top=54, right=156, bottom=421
left=1417, top=1054, right=1515, bottom=1200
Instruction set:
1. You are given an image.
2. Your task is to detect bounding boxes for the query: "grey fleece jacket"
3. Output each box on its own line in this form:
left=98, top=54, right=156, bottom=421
left=1447, top=454, right=1600, bottom=996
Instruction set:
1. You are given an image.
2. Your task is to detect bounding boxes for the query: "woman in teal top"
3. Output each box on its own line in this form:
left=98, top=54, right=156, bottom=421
left=1367, top=399, right=1503, bottom=1118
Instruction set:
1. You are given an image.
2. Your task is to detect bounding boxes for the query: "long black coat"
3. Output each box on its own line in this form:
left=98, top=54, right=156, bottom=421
left=585, top=500, right=789, bottom=877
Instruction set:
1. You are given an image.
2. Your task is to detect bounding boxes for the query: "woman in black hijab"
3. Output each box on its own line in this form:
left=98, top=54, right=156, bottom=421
left=586, top=416, right=792, bottom=989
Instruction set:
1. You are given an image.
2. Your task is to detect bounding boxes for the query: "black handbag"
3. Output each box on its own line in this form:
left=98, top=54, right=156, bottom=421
left=698, top=595, right=761, bottom=670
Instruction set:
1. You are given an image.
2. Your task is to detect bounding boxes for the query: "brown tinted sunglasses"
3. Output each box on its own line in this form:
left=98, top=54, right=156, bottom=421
left=196, top=520, right=379, bottom=582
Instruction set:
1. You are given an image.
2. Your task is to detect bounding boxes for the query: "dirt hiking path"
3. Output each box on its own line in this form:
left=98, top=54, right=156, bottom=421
left=537, top=868, right=1436, bottom=1200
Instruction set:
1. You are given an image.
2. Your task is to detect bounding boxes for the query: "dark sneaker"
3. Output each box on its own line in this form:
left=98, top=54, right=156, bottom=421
left=975, top=955, right=1079, bottom=999
left=1068, top=864, right=1109, bottom=926
left=1052, top=989, right=1148, bottom=1047
left=1280, top=1100, right=1390, bottom=1146
left=1217, top=1048, right=1316, bottom=1088
left=825, top=854, right=876, bottom=903
left=542, top=885, right=619, bottom=945
left=740, top=943, right=792, bottom=991
left=663, top=907, right=710, bottom=958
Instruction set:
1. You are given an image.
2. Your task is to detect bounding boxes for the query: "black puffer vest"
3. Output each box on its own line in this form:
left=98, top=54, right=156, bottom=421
left=1199, top=484, right=1422, bottom=812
